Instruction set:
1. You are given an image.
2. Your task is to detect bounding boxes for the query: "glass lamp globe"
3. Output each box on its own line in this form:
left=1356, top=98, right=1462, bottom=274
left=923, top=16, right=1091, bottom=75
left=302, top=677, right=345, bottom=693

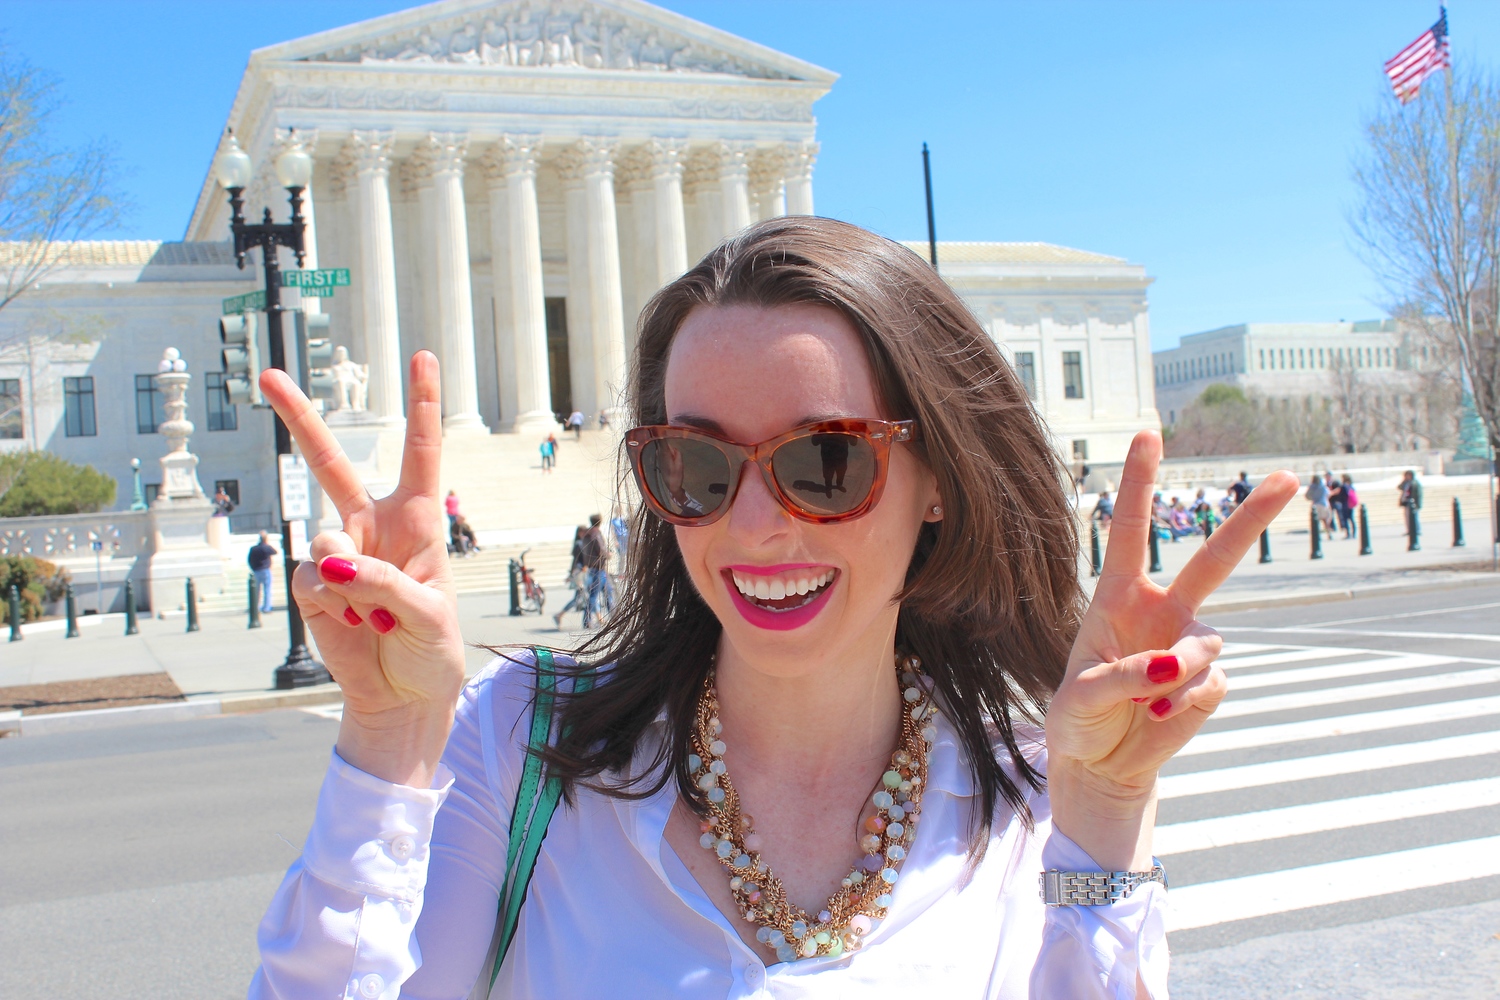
left=215, top=135, right=253, bottom=190
left=276, top=140, right=313, bottom=190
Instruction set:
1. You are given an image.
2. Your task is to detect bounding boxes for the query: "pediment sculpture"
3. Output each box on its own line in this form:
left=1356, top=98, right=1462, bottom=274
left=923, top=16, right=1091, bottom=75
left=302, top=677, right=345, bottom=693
left=301, top=1, right=792, bottom=79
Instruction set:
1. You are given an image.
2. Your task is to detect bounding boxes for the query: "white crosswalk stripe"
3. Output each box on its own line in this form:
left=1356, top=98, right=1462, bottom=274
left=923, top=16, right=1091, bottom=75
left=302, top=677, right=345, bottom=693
left=1159, top=642, right=1500, bottom=936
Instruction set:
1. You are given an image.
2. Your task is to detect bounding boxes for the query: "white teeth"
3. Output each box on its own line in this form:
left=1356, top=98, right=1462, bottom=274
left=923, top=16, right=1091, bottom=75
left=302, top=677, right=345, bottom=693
left=732, top=570, right=836, bottom=605
left=754, top=578, right=771, bottom=600
left=795, top=578, right=810, bottom=596
left=769, top=579, right=786, bottom=600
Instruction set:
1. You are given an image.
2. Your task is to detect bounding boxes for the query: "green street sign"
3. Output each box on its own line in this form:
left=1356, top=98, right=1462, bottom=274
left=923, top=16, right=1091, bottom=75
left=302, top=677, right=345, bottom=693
left=297, top=286, right=336, bottom=298
left=221, top=290, right=266, bottom=315
left=281, top=268, right=351, bottom=290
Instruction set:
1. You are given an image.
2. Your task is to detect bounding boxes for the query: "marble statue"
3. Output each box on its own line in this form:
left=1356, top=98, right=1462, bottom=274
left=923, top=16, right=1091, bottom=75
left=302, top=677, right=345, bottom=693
left=480, top=19, right=511, bottom=65
left=331, top=345, right=369, bottom=413
left=448, top=24, right=481, bottom=63
left=507, top=3, right=544, bottom=66
left=543, top=2, right=576, bottom=65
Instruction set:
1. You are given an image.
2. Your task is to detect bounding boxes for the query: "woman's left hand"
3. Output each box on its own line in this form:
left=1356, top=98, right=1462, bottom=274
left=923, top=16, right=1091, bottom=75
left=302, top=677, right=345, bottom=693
left=1045, top=430, right=1298, bottom=869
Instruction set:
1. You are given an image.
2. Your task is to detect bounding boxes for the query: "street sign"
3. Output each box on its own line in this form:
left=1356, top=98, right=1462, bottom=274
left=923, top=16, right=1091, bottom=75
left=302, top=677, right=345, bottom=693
left=294, top=285, right=336, bottom=298
left=281, top=268, right=350, bottom=290
left=221, top=290, right=266, bottom=315
left=278, top=453, right=312, bottom=522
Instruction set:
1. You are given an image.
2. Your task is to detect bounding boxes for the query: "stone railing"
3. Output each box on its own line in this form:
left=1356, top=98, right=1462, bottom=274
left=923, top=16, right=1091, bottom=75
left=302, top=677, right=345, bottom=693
left=0, top=510, right=154, bottom=612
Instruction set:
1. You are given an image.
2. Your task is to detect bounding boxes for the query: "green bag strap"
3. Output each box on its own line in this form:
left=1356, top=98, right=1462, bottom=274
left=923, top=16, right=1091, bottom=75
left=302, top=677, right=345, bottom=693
left=489, top=648, right=594, bottom=990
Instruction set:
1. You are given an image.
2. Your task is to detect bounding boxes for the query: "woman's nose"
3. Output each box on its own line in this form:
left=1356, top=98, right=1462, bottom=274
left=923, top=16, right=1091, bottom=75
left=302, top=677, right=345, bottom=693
left=727, top=461, right=791, bottom=540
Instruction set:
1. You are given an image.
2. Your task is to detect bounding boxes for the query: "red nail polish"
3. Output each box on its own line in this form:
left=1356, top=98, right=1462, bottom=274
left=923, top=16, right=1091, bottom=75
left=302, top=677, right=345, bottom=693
left=1147, top=655, right=1180, bottom=685
left=1149, top=698, right=1172, bottom=718
left=343, top=607, right=362, bottom=627
left=370, top=607, right=397, bottom=634
left=320, top=557, right=357, bottom=585
left=1131, top=697, right=1149, bottom=703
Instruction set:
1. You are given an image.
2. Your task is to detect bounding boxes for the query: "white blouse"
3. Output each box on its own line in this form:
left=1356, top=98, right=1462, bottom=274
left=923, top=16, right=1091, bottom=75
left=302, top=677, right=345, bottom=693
left=250, top=653, right=1169, bottom=999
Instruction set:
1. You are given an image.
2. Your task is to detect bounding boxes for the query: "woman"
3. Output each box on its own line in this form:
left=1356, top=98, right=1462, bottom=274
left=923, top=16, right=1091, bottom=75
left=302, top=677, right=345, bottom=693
left=550, top=525, right=589, bottom=629
left=250, top=218, right=1294, bottom=998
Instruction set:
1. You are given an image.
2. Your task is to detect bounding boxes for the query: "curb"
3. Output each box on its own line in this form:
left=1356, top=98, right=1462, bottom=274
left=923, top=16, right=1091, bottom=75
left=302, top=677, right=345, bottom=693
left=1199, top=571, right=1500, bottom=616
left=0, top=684, right=344, bottom=738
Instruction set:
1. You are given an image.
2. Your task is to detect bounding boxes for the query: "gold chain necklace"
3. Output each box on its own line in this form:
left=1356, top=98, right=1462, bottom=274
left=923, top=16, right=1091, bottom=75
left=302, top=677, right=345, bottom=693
left=688, top=652, right=939, bottom=964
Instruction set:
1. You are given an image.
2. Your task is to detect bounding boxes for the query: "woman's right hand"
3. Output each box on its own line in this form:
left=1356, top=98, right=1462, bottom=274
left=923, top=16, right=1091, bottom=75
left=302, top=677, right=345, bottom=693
left=260, top=351, right=465, bottom=787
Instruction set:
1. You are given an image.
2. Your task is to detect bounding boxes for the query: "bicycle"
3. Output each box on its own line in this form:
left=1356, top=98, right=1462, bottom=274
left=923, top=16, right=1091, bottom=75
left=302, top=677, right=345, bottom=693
left=516, top=548, right=546, bottom=614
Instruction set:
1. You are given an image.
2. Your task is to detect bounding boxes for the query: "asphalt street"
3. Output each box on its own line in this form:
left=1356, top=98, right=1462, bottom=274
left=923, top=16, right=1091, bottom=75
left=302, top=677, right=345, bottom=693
left=3, top=584, right=1499, bottom=998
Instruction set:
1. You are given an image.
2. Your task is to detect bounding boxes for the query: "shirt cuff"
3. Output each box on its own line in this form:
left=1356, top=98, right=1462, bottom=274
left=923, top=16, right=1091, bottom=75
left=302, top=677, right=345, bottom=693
left=1042, top=829, right=1170, bottom=998
left=300, top=749, right=455, bottom=904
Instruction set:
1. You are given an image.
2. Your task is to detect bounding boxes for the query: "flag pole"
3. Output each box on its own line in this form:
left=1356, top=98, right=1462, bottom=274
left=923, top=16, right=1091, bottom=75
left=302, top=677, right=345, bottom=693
left=922, top=142, right=938, bottom=269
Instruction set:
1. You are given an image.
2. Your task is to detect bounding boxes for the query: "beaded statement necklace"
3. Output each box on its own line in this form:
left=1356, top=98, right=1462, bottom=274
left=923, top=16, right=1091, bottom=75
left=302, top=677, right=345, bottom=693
left=688, top=653, right=939, bottom=965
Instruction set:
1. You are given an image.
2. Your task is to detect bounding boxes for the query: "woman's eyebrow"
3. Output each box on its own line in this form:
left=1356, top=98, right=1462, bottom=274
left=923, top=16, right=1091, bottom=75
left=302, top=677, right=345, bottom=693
left=666, top=413, right=726, bottom=433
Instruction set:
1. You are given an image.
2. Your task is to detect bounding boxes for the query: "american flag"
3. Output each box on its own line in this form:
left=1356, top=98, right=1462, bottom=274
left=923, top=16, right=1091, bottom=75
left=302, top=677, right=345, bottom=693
left=1385, top=8, right=1451, bottom=104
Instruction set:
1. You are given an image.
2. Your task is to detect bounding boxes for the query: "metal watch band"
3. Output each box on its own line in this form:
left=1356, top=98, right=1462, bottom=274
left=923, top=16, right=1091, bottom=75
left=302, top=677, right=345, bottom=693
left=1040, top=859, right=1168, bottom=906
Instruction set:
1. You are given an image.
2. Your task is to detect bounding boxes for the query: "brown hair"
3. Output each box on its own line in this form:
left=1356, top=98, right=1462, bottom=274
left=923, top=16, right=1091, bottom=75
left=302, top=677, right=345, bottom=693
left=543, top=216, right=1084, bottom=837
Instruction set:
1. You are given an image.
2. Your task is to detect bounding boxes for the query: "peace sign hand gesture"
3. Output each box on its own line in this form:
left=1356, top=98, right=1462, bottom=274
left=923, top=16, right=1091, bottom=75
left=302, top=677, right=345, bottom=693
left=1045, top=431, right=1298, bottom=870
left=260, top=352, right=465, bottom=787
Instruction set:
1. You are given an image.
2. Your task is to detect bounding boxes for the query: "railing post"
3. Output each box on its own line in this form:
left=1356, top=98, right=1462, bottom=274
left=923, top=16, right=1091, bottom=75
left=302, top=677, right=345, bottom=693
left=248, top=576, right=262, bottom=629
left=124, top=579, right=139, bottom=635
left=65, top=583, right=80, bottom=638
left=508, top=559, right=522, bottom=616
left=7, top=584, right=22, bottom=642
left=1453, top=497, right=1466, bottom=547
left=1148, top=522, right=1163, bottom=573
left=1310, top=508, right=1324, bottom=560
left=1359, top=504, right=1373, bottom=555
left=186, top=579, right=200, bottom=632
left=1259, top=529, right=1272, bottom=564
left=1089, top=521, right=1102, bottom=577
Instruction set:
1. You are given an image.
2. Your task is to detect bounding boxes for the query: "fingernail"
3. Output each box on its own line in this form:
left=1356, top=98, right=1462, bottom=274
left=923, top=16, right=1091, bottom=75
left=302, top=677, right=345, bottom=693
left=1131, top=697, right=1149, bottom=703
left=1147, top=655, right=1180, bottom=685
left=1149, top=698, right=1172, bottom=718
left=320, top=557, right=357, bottom=585
left=342, top=607, right=362, bottom=627
left=370, top=607, right=397, bottom=634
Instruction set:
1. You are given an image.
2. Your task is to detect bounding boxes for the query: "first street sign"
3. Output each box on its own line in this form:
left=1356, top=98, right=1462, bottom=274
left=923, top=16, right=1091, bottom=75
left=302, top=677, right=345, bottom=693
left=281, top=268, right=350, bottom=290
left=222, top=290, right=266, bottom=315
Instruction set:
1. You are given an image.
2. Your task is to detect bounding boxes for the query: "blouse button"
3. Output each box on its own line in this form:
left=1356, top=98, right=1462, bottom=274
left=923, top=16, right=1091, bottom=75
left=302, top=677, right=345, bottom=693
left=746, top=964, right=763, bottom=983
left=389, top=835, right=415, bottom=861
left=358, top=972, right=385, bottom=997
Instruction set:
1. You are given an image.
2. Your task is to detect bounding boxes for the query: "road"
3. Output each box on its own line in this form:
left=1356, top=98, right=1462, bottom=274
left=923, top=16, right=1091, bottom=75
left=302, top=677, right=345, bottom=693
left=3, top=585, right=1499, bottom=998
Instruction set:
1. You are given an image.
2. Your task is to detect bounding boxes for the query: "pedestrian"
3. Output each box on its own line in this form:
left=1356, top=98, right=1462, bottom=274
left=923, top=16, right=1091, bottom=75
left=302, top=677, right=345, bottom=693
left=579, top=513, right=610, bottom=626
left=567, top=408, right=585, bottom=439
left=1227, top=471, right=1252, bottom=508
left=598, top=409, right=611, bottom=431
left=1328, top=475, right=1349, bottom=538
left=1340, top=474, right=1359, bottom=538
left=213, top=486, right=236, bottom=517
left=553, top=526, right=590, bottom=629
left=1091, top=490, right=1113, bottom=528
left=1150, top=491, right=1172, bottom=540
left=1305, top=473, right=1334, bottom=539
left=246, top=531, right=277, bottom=614
left=445, top=490, right=461, bottom=532
left=251, top=216, right=1301, bottom=996
left=449, top=515, right=479, bottom=557
left=539, top=436, right=555, bottom=473
left=1168, top=498, right=1195, bottom=539
left=1399, top=469, right=1423, bottom=539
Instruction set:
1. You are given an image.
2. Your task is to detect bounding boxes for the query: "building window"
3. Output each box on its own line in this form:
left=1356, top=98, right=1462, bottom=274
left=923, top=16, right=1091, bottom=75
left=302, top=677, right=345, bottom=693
left=63, top=376, right=97, bottom=437
left=135, top=374, right=166, bottom=434
left=143, top=482, right=161, bottom=506
left=214, top=479, right=241, bottom=506
left=205, top=372, right=237, bottom=431
left=1062, top=351, right=1084, bottom=399
left=1168, top=410, right=1175, bottom=424
left=1259, top=349, right=1265, bottom=370
left=1071, top=439, right=1088, bottom=462
left=1014, top=351, right=1036, bottom=399
left=1229, top=351, right=1235, bottom=372
left=0, top=378, right=21, bottom=439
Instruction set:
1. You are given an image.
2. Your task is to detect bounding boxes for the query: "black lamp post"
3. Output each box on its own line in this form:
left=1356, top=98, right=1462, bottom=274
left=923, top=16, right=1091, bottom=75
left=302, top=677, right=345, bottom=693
left=214, top=130, right=329, bottom=689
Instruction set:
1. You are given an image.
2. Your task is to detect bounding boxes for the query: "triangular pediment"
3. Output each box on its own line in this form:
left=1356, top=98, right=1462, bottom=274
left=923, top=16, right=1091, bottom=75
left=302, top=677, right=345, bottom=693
left=256, top=0, right=834, bottom=82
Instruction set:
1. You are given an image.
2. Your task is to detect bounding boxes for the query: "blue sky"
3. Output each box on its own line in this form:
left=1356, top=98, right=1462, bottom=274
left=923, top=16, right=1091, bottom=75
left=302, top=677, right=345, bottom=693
left=5, top=1, right=1498, bottom=348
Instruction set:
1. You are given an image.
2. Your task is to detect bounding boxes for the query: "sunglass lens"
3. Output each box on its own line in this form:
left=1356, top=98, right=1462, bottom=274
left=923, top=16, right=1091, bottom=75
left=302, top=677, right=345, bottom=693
left=638, top=438, right=732, bottom=520
left=770, top=432, right=876, bottom=516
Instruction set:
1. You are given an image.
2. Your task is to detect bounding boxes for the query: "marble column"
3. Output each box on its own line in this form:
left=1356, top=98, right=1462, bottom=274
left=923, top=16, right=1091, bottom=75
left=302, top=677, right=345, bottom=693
left=750, top=147, right=788, bottom=221
left=649, top=139, right=688, bottom=283
left=717, top=142, right=752, bottom=236
left=491, top=135, right=554, bottom=433
left=786, top=140, right=818, bottom=217
left=560, top=139, right=627, bottom=423
left=420, top=133, right=487, bottom=433
left=344, top=131, right=404, bottom=425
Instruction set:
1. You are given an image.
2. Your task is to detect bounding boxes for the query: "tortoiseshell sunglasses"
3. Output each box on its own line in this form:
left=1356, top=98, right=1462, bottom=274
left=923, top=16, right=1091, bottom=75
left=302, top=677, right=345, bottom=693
left=625, top=419, right=917, bottom=526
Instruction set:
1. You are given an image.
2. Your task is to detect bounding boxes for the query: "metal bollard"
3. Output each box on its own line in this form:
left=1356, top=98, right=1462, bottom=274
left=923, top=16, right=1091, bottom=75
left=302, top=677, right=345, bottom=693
left=1406, top=503, right=1421, bottom=551
left=508, top=559, right=522, bottom=616
left=65, top=583, right=80, bottom=638
left=1310, top=508, right=1324, bottom=560
left=7, top=584, right=21, bottom=642
left=248, top=576, right=261, bottom=629
left=1259, top=529, right=1272, bottom=564
left=1359, top=503, right=1373, bottom=555
left=1148, top=523, right=1163, bottom=573
left=1089, top=522, right=1102, bottom=577
left=124, top=580, right=139, bottom=635
left=1453, top=497, right=1466, bottom=547
left=186, top=579, right=200, bottom=632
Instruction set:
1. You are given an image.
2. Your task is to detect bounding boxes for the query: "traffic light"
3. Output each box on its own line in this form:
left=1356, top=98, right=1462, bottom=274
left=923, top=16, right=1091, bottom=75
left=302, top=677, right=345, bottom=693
left=298, top=312, right=337, bottom=401
left=219, top=311, right=262, bottom=406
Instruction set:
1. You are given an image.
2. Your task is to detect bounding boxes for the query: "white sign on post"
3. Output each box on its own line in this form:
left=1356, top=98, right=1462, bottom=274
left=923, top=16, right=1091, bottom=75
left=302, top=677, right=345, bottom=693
left=278, top=453, right=312, bottom=522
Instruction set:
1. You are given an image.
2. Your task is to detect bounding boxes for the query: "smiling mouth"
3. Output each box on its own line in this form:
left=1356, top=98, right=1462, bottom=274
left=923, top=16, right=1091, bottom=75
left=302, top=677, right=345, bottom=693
left=728, top=569, right=837, bottom=612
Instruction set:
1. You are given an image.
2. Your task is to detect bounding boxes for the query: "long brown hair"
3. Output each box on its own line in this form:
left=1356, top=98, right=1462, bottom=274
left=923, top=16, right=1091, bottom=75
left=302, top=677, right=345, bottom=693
left=543, top=216, right=1084, bottom=837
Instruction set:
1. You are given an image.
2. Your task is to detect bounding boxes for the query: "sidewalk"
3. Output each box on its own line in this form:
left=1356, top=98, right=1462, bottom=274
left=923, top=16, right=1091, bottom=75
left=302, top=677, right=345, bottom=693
left=3, top=522, right=1496, bottom=731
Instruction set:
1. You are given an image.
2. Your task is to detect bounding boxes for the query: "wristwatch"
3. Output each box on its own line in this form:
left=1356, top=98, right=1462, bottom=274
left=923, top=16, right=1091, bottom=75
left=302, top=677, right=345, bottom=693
left=1040, top=859, right=1167, bottom=906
